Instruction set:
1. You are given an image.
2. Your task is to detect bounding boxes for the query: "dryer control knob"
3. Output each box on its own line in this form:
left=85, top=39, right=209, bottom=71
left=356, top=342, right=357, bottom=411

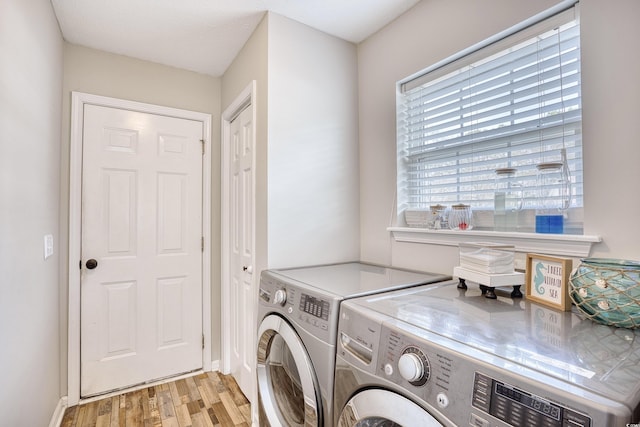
left=273, top=289, right=287, bottom=306
left=398, top=353, right=424, bottom=382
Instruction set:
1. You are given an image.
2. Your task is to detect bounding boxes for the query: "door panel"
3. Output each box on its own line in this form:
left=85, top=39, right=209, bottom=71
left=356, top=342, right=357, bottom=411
left=105, top=169, right=137, bottom=254
left=81, top=104, right=203, bottom=397
left=157, top=276, right=188, bottom=347
left=229, top=104, right=255, bottom=398
left=157, top=172, right=187, bottom=252
left=101, top=280, right=136, bottom=359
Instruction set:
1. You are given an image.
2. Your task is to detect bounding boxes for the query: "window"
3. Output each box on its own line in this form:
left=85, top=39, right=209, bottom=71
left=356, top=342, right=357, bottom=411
left=397, top=4, right=582, bottom=233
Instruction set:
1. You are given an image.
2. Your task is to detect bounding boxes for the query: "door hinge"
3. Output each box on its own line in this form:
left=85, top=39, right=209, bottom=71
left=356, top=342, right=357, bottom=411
left=79, top=259, right=82, bottom=270
left=202, top=334, right=205, bottom=349
left=201, top=139, right=205, bottom=155
left=201, top=236, right=204, bottom=252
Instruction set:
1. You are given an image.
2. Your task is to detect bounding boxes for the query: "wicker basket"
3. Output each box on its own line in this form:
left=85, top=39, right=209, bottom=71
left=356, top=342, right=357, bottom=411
left=569, top=258, right=640, bottom=328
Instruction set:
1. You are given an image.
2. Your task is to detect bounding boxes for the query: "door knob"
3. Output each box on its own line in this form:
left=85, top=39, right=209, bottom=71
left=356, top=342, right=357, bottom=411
left=86, top=259, right=98, bottom=269
left=242, top=265, right=253, bottom=274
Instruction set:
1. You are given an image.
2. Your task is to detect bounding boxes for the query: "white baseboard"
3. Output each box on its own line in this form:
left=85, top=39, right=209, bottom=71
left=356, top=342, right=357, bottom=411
left=211, top=359, right=220, bottom=372
left=49, top=396, right=67, bottom=427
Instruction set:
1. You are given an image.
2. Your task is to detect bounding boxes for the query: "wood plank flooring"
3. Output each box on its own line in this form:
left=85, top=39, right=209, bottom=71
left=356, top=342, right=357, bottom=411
left=60, top=371, right=251, bottom=427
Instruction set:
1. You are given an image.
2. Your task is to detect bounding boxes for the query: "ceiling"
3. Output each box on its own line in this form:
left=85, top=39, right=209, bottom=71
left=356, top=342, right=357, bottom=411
left=51, top=0, right=421, bottom=77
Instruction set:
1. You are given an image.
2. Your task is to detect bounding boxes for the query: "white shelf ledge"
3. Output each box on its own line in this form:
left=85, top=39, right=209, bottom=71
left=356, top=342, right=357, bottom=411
left=388, top=227, right=601, bottom=258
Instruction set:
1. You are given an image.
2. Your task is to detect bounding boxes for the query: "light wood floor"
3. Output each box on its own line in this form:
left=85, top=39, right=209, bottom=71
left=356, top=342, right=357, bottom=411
left=60, top=371, right=251, bottom=427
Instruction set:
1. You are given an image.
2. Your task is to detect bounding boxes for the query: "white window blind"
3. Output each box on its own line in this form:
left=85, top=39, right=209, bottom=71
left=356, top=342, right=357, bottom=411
left=397, top=6, right=582, bottom=221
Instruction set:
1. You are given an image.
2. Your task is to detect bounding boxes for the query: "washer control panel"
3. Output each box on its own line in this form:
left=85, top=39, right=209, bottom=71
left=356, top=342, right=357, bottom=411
left=472, top=372, right=592, bottom=427
left=259, top=272, right=333, bottom=342
left=299, top=293, right=330, bottom=321
left=379, top=325, right=449, bottom=392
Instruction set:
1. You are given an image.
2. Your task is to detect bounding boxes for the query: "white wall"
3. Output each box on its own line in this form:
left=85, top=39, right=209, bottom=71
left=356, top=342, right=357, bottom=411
left=0, top=0, right=63, bottom=424
left=60, top=44, right=222, bottom=392
left=579, top=0, right=640, bottom=258
left=267, top=13, right=360, bottom=268
left=358, top=0, right=640, bottom=273
left=222, top=13, right=360, bottom=271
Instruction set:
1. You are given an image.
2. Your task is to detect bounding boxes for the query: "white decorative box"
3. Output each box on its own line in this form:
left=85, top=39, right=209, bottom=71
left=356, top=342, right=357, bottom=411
left=459, top=242, right=515, bottom=274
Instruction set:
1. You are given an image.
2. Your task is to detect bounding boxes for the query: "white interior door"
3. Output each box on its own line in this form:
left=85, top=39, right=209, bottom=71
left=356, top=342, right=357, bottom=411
left=80, top=104, right=204, bottom=397
left=229, top=104, right=255, bottom=398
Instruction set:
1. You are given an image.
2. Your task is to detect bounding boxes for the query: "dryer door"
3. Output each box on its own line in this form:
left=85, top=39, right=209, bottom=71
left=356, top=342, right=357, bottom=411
left=337, top=389, right=442, bottom=427
left=257, top=314, right=320, bottom=427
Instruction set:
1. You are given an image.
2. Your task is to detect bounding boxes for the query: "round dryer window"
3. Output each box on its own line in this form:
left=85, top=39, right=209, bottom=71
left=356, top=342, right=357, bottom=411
left=257, top=314, right=321, bottom=427
left=337, top=389, right=442, bottom=427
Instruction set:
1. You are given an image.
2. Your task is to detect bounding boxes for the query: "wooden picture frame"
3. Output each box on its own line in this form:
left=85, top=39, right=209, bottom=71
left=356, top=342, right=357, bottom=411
left=525, top=253, right=572, bottom=311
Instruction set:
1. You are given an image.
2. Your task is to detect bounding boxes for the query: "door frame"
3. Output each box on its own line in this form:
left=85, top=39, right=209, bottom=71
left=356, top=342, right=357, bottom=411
left=67, top=91, right=212, bottom=405
left=220, top=81, right=257, bottom=374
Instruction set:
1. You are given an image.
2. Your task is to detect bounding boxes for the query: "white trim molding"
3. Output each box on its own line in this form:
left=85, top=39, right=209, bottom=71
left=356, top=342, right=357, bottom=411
left=388, top=227, right=601, bottom=258
left=48, top=397, right=67, bottom=427
left=68, top=92, right=213, bottom=405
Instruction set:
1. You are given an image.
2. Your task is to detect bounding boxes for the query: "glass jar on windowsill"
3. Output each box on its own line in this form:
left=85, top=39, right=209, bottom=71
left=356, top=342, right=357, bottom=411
left=535, top=148, right=571, bottom=234
left=448, top=204, right=473, bottom=231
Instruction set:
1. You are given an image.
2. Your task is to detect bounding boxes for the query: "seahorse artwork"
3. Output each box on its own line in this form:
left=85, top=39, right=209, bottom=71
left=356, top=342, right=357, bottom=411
left=534, top=261, right=547, bottom=295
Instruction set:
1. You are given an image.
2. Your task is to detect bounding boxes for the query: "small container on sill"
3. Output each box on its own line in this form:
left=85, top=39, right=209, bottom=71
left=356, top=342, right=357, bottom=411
left=428, top=204, right=448, bottom=230
left=448, top=204, right=473, bottom=231
left=494, top=167, right=523, bottom=232
left=404, top=209, right=430, bottom=228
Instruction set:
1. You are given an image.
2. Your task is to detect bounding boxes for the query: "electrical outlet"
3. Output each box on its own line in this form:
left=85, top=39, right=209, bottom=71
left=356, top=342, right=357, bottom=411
left=44, top=234, right=54, bottom=259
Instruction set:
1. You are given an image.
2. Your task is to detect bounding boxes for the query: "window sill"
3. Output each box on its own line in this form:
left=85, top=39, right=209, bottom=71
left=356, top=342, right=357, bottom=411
left=387, top=227, right=601, bottom=258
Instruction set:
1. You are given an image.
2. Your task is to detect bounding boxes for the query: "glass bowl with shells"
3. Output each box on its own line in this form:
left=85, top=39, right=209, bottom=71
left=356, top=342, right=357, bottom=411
left=569, top=258, right=640, bottom=328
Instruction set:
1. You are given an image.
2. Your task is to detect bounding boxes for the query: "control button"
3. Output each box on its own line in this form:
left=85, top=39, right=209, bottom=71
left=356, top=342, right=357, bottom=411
left=398, top=346, right=429, bottom=386
left=470, top=413, right=489, bottom=427
left=384, top=363, right=394, bottom=376
left=398, top=353, right=423, bottom=382
left=287, top=306, right=293, bottom=314
left=273, top=289, right=287, bottom=306
left=436, top=392, right=449, bottom=408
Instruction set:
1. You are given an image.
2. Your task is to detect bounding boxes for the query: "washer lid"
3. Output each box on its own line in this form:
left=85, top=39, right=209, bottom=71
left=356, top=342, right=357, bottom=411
left=349, top=281, right=640, bottom=406
left=269, top=262, right=449, bottom=298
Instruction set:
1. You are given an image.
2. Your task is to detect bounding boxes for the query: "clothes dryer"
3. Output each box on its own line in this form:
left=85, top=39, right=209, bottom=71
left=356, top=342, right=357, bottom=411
left=334, top=280, right=640, bottom=427
left=256, top=262, right=450, bottom=426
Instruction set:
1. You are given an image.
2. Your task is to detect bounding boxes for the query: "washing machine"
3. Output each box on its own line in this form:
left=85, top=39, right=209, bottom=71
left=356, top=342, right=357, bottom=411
left=256, top=262, right=451, bottom=426
left=334, top=280, right=640, bottom=427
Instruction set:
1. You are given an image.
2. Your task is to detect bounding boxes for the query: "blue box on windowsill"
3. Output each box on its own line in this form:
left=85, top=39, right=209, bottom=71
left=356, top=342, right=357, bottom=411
left=535, top=214, right=564, bottom=234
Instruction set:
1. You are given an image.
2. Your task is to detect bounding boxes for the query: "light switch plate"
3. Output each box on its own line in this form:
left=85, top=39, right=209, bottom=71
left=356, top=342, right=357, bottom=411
left=44, top=234, right=54, bottom=259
